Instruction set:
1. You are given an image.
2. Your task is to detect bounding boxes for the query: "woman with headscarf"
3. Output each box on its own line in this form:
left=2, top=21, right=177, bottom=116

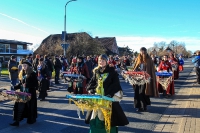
left=157, top=55, right=175, bottom=97
left=132, top=47, right=159, bottom=112
left=86, top=54, right=129, bottom=133
left=10, top=61, right=38, bottom=126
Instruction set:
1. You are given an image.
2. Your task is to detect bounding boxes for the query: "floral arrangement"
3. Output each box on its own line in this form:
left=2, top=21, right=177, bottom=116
left=0, top=90, right=31, bottom=103
left=122, top=71, right=151, bottom=85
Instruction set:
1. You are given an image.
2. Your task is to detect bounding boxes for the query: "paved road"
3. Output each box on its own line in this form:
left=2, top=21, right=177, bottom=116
left=0, top=58, right=194, bottom=133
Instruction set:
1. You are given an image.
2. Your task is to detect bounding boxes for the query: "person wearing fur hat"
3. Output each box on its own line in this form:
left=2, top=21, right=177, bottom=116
left=86, top=54, right=129, bottom=133
left=10, top=61, right=38, bottom=126
left=132, top=47, right=159, bottom=112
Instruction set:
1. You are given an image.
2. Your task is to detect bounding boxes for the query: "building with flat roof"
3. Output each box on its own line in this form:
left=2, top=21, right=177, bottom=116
left=0, top=39, right=33, bottom=63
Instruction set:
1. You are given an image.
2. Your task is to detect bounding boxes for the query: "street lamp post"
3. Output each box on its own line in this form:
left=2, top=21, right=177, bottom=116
left=63, top=0, right=76, bottom=56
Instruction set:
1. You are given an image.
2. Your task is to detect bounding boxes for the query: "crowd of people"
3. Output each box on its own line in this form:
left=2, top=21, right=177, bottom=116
left=4, top=48, right=200, bottom=133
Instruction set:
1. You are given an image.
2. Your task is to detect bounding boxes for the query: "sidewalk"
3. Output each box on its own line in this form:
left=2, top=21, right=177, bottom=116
left=153, top=69, right=200, bottom=133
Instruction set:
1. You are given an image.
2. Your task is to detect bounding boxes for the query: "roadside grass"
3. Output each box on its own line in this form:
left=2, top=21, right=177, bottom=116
left=1, top=68, right=56, bottom=78
left=1, top=68, right=9, bottom=75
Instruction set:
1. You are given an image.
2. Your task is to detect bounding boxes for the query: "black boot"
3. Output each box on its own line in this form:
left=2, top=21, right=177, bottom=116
left=10, top=121, right=19, bottom=126
left=11, top=104, right=24, bottom=127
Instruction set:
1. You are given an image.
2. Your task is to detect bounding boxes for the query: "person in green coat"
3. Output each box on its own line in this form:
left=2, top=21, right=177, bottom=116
left=86, top=54, right=129, bottom=133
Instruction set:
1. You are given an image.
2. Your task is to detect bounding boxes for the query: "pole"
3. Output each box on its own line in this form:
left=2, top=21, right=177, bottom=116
left=64, top=0, right=76, bottom=56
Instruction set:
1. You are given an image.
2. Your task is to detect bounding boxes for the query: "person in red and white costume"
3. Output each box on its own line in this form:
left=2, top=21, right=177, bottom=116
left=157, top=55, right=175, bottom=97
left=169, top=53, right=179, bottom=79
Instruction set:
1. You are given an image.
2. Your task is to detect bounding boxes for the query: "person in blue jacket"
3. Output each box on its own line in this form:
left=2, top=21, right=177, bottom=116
left=179, top=55, right=184, bottom=71
left=192, top=51, right=200, bottom=84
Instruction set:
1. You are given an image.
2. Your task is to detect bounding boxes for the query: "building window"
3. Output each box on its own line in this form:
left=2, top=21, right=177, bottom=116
left=17, top=45, right=23, bottom=50
left=0, top=44, right=10, bottom=53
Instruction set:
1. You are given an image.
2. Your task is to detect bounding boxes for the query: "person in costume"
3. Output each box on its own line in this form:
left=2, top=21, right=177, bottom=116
left=10, top=61, right=38, bottom=126
left=108, top=56, right=116, bottom=68
left=85, top=56, right=93, bottom=79
left=157, top=55, right=175, bottom=97
left=192, top=51, right=200, bottom=84
left=123, top=56, right=131, bottom=67
left=169, top=53, right=179, bottom=80
left=86, top=54, right=129, bottom=133
left=8, top=55, right=18, bottom=90
left=68, top=57, right=90, bottom=94
left=53, top=55, right=62, bottom=84
left=178, top=55, right=184, bottom=72
left=67, top=58, right=78, bottom=93
left=37, top=58, right=50, bottom=101
left=151, top=54, right=159, bottom=71
left=132, top=47, right=159, bottom=112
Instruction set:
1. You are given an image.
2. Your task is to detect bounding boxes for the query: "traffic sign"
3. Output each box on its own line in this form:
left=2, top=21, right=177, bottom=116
left=61, top=44, right=69, bottom=50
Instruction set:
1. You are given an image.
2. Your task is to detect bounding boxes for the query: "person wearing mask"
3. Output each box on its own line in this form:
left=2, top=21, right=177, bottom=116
left=86, top=54, right=129, bottom=133
left=8, top=55, right=18, bottom=90
left=37, top=58, right=50, bottom=101
left=132, top=47, right=159, bottom=112
left=10, top=61, right=38, bottom=126
left=192, top=51, right=200, bottom=85
left=53, top=55, right=62, bottom=84
left=157, top=55, right=174, bottom=97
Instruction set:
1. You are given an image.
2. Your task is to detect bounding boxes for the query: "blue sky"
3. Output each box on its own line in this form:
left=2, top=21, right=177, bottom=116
left=0, top=0, right=200, bottom=52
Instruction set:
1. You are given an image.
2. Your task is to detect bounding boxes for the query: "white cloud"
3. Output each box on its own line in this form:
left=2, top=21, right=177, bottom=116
left=0, top=12, right=49, bottom=34
left=116, top=36, right=200, bottom=52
